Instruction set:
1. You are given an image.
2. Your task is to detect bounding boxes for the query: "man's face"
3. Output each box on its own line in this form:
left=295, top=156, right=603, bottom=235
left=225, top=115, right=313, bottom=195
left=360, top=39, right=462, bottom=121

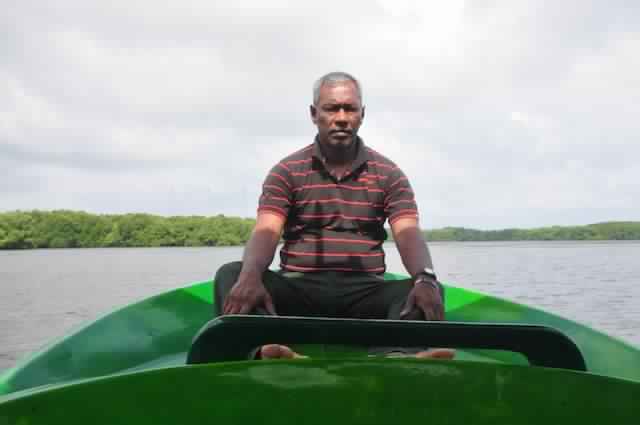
left=310, top=81, right=365, bottom=150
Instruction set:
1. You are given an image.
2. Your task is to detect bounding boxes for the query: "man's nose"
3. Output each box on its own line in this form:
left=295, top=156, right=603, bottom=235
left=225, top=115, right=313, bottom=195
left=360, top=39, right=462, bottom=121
left=335, top=108, right=348, bottom=124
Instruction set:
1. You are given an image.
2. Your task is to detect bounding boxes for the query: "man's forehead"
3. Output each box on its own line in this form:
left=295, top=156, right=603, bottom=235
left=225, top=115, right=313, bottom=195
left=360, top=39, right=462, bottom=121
left=318, top=82, right=360, bottom=103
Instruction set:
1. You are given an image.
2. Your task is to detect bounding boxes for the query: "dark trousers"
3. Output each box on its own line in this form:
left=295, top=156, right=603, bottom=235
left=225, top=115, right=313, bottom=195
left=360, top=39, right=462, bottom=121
left=214, top=262, right=445, bottom=354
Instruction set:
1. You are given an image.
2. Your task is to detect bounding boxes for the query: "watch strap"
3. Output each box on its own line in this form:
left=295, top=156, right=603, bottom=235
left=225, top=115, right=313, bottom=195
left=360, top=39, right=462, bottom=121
left=416, top=268, right=437, bottom=281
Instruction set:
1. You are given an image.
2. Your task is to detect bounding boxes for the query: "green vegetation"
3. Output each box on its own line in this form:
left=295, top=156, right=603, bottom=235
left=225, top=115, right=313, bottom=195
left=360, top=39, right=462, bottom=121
left=1, top=211, right=639, bottom=249
left=0, top=210, right=255, bottom=249
left=425, top=222, right=640, bottom=241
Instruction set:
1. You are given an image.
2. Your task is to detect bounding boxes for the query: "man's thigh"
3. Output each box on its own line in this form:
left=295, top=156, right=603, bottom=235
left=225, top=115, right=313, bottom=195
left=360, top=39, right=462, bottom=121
left=339, top=274, right=445, bottom=320
left=336, top=274, right=413, bottom=319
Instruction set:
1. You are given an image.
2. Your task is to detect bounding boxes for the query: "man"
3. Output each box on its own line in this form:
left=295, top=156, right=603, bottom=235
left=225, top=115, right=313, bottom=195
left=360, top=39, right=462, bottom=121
left=214, top=72, right=453, bottom=360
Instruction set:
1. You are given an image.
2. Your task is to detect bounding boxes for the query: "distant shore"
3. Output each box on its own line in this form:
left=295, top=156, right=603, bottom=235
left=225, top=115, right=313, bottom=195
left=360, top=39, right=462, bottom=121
left=1, top=210, right=639, bottom=249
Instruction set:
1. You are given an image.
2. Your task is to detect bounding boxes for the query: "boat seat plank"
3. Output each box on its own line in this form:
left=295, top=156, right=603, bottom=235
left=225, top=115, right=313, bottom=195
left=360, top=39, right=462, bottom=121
left=187, top=315, right=587, bottom=371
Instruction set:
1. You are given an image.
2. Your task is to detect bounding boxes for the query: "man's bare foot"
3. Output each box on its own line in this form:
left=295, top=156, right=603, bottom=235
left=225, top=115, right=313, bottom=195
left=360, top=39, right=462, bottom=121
left=415, top=348, right=456, bottom=360
left=259, top=344, right=308, bottom=359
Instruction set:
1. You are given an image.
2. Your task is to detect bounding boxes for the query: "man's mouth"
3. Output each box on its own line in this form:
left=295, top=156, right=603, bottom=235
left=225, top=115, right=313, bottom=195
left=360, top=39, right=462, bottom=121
left=330, top=130, right=352, bottom=136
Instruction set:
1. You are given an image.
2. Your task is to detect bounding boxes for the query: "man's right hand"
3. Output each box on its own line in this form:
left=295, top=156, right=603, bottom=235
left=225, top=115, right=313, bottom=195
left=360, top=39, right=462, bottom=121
left=222, top=277, right=276, bottom=315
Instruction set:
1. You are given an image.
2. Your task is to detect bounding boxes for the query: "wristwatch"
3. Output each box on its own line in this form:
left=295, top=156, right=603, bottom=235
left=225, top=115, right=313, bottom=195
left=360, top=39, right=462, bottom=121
left=414, top=269, right=439, bottom=290
left=416, top=268, right=437, bottom=281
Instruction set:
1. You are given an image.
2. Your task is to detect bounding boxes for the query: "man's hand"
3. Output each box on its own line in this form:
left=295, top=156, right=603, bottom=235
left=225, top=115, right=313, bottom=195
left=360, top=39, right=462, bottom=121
left=400, top=280, right=444, bottom=321
left=224, top=212, right=284, bottom=316
left=390, top=217, right=442, bottom=320
left=222, top=277, right=276, bottom=315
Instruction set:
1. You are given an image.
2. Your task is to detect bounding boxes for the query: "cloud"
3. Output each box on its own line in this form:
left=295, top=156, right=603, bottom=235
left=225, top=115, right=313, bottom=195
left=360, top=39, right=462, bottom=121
left=1, top=1, right=639, bottom=228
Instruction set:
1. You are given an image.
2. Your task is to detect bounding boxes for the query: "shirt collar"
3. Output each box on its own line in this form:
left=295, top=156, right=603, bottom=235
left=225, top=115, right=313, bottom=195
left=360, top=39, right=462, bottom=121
left=311, top=135, right=371, bottom=172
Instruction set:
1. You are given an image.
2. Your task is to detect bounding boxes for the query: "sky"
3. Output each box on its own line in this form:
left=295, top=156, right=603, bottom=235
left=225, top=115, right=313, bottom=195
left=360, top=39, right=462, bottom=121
left=2, top=1, right=639, bottom=229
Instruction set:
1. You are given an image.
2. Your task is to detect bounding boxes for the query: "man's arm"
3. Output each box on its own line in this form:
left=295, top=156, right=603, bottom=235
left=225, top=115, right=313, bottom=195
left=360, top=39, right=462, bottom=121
left=222, top=212, right=285, bottom=315
left=391, top=216, right=444, bottom=321
left=390, top=216, right=434, bottom=278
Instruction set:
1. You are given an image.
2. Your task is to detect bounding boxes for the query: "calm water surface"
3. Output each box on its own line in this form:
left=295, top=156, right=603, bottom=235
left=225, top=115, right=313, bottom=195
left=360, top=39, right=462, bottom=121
left=1, top=241, right=639, bottom=371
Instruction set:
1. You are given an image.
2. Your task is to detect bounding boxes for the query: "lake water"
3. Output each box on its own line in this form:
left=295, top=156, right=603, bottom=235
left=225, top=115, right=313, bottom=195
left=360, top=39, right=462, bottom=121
left=1, top=241, right=639, bottom=371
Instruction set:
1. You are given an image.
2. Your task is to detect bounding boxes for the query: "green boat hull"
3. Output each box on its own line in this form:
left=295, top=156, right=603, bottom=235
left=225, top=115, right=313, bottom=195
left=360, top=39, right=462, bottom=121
left=1, top=360, right=639, bottom=425
left=1, top=274, right=639, bottom=423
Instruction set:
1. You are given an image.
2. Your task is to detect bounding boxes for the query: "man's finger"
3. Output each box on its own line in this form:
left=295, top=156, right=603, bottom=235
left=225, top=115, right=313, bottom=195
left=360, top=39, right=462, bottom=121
left=400, top=293, right=416, bottom=318
left=227, top=303, right=240, bottom=315
left=224, top=292, right=242, bottom=314
left=224, top=299, right=237, bottom=315
left=264, top=294, right=277, bottom=315
left=428, top=301, right=444, bottom=321
left=239, top=303, right=252, bottom=315
left=419, top=298, right=439, bottom=321
left=420, top=303, right=435, bottom=321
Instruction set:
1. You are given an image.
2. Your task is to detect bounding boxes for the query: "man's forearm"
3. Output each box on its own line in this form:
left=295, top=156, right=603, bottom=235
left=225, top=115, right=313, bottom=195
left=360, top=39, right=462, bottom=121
left=239, top=228, right=281, bottom=281
left=394, top=226, right=434, bottom=278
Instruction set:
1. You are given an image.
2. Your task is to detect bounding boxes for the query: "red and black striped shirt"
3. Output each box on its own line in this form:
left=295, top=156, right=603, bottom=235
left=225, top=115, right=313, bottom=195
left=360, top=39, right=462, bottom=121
left=258, top=137, right=419, bottom=273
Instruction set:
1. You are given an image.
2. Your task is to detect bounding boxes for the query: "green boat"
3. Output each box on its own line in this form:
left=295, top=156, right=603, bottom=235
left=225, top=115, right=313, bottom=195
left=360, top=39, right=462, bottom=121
left=1, top=273, right=639, bottom=424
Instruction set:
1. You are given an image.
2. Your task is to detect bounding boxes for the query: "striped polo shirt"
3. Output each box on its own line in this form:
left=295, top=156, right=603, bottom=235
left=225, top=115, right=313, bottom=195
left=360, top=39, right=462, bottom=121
left=258, top=137, right=419, bottom=273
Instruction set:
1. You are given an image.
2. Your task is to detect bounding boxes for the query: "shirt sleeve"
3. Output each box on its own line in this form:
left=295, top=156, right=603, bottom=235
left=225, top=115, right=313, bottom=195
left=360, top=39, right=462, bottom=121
left=257, top=163, right=293, bottom=219
left=384, top=167, right=419, bottom=225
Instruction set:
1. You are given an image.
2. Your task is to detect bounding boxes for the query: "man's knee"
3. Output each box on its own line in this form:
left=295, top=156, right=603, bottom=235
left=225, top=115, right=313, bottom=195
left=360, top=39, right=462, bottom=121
left=214, top=261, right=243, bottom=285
left=213, top=261, right=243, bottom=316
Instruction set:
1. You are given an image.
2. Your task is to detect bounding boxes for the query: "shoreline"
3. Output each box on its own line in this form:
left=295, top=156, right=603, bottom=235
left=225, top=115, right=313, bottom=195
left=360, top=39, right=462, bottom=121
left=2, top=239, right=640, bottom=252
left=1, top=211, right=639, bottom=249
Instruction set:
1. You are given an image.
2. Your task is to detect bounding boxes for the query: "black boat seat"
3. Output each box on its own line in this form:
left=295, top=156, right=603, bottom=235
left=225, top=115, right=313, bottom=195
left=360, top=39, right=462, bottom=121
left=186, top=316, right=587, bottom=371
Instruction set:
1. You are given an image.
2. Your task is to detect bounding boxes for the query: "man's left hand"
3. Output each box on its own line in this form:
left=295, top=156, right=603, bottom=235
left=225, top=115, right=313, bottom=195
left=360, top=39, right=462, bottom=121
left=400, top=280, right=444, bottom=321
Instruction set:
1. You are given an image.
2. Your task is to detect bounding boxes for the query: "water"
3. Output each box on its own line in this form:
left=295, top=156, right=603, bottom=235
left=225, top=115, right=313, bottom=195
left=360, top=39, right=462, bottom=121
left=1, top=241, right=639, bottom=371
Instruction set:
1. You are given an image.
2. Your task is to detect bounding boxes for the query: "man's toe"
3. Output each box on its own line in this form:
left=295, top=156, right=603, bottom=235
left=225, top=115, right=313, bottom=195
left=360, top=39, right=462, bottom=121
left=260, top=344, right=306, bottom=359
left=415, top=348, right=456, bottom=360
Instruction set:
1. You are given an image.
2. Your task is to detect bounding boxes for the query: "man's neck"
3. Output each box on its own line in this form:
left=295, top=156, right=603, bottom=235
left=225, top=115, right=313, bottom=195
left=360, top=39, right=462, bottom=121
left=319, top=137, right=358, bottom=166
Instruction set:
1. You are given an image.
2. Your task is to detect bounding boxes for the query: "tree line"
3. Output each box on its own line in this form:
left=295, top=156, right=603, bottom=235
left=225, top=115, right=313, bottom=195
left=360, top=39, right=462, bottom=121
left=425, top=222, right=640, bottom=241
left=1, top=210, right=639, bottom=249
left=0, top=210, right=255, bottom=249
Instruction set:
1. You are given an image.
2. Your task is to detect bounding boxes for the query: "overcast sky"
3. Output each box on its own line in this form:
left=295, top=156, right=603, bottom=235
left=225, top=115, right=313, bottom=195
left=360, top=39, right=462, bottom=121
left=2, top=1, right=638, bottom=229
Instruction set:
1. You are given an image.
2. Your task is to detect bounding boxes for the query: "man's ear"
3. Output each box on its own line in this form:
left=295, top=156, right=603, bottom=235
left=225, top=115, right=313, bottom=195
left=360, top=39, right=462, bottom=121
left=310, top=104, right=318, bottom=124
left=361, top=105, right=366, bottom=120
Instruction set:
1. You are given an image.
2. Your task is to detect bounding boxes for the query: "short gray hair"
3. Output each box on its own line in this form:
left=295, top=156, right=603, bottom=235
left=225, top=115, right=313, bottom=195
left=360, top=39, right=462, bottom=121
left=312, top=72, right=363, bottom=105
